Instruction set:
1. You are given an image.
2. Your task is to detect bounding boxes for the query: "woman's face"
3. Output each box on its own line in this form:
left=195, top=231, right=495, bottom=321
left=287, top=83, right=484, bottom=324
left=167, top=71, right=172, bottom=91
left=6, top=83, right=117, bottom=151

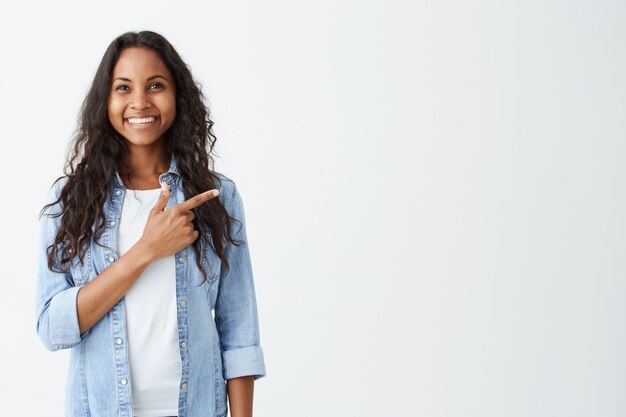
left=107, top=46, right=176, bottom=149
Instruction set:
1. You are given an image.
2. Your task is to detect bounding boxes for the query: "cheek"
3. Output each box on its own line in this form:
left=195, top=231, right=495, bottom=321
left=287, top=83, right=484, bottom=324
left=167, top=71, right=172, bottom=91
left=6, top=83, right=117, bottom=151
left=162, top=94, right=177, bottom=121
left=107, top=98, right=122, bottom=122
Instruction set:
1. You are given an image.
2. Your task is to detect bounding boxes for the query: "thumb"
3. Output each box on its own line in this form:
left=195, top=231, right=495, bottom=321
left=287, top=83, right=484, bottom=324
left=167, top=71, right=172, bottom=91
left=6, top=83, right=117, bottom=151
left=153, top=181, right=170, bottom=213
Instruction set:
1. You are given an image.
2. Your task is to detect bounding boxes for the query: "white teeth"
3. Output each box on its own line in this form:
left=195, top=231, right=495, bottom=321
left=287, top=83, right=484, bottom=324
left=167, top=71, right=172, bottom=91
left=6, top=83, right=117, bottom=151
left=126, top=116, right=157, bottom=124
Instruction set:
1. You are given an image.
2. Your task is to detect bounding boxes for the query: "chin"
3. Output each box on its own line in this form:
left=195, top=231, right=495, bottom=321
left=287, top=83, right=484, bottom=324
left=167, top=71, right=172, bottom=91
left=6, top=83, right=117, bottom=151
left=123, top=135, right=165, bottom=146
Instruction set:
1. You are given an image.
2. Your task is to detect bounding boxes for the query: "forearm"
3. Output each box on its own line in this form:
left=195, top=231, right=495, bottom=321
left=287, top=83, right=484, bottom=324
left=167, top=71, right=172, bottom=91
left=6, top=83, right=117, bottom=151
left=76, top=242, right=154, bottom=334
left=226, top=376, right=255, bottom=417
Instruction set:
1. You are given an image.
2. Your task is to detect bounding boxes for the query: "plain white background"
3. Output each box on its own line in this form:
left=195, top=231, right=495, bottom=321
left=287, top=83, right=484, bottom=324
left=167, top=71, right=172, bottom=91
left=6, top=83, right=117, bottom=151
left=1, top=0, right=625, bottom=416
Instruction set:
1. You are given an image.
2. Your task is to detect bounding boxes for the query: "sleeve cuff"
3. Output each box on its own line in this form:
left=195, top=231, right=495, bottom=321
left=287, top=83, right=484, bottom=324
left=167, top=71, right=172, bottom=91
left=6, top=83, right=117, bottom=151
left=48, top=286, right=89, bottom=348
left=222, top=345, right=267, bottom=380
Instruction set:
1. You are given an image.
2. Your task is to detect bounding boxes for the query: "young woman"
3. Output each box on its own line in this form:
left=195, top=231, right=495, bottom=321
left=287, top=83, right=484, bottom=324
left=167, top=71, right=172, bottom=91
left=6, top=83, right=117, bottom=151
left=35, top=31, right=266, bottom=417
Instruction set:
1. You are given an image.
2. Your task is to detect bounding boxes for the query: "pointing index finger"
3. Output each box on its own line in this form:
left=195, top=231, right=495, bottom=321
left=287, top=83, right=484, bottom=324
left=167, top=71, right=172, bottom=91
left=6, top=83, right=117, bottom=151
left=177, top=189, right=220, bottom=211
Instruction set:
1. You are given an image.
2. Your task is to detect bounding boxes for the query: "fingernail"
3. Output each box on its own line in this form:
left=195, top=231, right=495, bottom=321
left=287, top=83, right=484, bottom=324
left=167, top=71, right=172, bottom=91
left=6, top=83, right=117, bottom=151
left=214, top=190, right=220, bottom=197
left=161, top=181, right=168, bottom=191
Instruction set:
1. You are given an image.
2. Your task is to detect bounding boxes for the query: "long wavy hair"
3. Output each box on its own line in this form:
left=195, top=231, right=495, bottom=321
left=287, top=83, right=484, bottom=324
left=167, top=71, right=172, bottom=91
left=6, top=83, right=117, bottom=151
left=40, top=30, right=243, bottom=285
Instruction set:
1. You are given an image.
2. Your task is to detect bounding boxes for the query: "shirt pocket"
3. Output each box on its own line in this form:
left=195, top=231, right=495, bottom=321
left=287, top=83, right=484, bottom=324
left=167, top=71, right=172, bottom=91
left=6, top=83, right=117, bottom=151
left=68, top=244, right=94, bottom=286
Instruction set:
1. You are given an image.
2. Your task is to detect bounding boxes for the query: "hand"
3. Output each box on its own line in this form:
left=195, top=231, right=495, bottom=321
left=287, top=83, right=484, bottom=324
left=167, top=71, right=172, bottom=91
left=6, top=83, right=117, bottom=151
left=136, top=181, right=220, bottom=262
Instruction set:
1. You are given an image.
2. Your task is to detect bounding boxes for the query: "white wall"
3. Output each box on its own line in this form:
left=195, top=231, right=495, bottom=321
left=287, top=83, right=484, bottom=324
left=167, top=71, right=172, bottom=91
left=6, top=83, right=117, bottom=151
left=1, top=0, right=625, bottom=416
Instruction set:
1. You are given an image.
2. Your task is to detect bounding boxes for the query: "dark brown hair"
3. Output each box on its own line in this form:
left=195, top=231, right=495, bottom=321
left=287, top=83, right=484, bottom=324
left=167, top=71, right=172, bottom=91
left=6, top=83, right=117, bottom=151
left=39, top=30, right=242, bottom=284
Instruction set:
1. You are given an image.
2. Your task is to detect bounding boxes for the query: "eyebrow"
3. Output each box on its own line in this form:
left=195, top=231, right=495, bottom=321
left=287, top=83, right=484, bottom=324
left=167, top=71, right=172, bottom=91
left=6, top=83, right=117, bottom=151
left=113, top=75, right=168, bottom=82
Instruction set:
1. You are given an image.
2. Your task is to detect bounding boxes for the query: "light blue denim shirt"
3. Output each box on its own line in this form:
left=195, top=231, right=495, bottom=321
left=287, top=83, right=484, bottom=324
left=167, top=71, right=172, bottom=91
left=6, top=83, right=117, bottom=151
left=35, top=155, right=266, bottom=417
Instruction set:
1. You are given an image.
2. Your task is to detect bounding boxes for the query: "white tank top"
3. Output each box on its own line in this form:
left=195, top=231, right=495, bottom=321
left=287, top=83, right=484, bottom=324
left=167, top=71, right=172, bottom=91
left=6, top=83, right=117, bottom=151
left=117, top=188, right=181, bottom=417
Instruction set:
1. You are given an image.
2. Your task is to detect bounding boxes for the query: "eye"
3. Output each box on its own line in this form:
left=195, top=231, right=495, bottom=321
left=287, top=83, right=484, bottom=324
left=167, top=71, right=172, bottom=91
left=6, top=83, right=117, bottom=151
left=149, top=82, right=164, bottom=90
left=114, top=84, right=129, bottom=91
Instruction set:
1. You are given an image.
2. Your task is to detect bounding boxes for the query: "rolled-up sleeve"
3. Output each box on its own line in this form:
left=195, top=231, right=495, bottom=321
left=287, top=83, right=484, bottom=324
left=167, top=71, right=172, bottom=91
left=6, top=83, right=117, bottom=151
left=214, top=182, right=267, bottom=381
left=35, top=179, right=90, bottom=351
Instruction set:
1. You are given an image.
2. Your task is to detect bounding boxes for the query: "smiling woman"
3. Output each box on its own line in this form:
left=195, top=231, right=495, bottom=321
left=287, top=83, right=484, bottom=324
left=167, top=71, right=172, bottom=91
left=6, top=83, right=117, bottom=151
left=35, top=31, right=266, bottom=417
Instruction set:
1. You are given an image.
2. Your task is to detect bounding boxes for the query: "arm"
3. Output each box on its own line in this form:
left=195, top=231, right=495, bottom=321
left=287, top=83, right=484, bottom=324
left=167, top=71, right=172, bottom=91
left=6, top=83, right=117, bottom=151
left=214, top=182, right=267, bottom=382
left=35, top=179, right=87, bottom=351
left=36, top=180, right=212, bottom=349
left=75, top=244, right=154, bottom=334
left=227, top=376, right=255, bottom=417
left=35, top=180, right=157, bottom=349
left=77, top=182, right=219, bottom=334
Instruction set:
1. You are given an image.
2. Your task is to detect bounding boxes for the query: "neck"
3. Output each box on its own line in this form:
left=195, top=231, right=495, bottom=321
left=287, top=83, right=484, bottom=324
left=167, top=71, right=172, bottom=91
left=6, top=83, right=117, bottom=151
left=119, top=143, right=171, bottom=189
left=128, top=150, right=170, bottom=176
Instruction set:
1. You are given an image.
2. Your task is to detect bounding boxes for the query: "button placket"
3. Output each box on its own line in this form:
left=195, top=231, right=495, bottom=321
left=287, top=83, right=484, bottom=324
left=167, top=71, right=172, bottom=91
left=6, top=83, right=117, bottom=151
left=107, top=181, right=134, bottom=414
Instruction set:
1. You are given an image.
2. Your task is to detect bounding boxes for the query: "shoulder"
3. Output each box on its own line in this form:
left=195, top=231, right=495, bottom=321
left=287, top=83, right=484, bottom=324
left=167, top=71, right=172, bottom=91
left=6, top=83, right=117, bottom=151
left=210, top=171, right=248, bottom=219
left=49, top=175, right=70, bottom=197
left=41, top=175, right=70, bottom=216
left=211, top=171, right=239, bottom=203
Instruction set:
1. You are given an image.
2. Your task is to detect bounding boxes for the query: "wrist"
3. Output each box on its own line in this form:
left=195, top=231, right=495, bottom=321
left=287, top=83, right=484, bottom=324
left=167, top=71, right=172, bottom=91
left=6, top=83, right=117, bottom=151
left=128, top=240, right=157, bottom=267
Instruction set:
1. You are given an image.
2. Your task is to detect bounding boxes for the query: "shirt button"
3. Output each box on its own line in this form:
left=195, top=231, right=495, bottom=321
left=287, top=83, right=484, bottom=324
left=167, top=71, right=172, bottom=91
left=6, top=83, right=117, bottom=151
left=120, top=378, right=128, bottom=385
left=180, top=300, right=187, bottom=307
left=115, top=190, right=122, bottom=196
left=109, top=221, right=116, bottom=227
left=181, top=383, right=188, bottom=390
left=181, top=341, right=187, bottom=349
left=115, top=338, right=123, bottom=345
left=107, top=256, right=115, bottom=263
left=178, top=257, right=186, bottom=263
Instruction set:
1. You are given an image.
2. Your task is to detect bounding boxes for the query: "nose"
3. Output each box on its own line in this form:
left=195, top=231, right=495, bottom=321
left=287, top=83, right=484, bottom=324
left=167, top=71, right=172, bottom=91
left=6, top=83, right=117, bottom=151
left=130, top=89, right=151, bottom=111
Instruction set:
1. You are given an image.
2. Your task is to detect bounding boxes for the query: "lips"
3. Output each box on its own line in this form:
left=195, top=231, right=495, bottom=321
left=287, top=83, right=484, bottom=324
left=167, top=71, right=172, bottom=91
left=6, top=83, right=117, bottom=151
left=124, top=115, right=159, bottom=128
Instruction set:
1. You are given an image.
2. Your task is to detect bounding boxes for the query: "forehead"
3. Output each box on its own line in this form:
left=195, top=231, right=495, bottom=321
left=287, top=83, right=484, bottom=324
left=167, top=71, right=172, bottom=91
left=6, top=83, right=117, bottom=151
left=111, top=46, right=172, bottom=78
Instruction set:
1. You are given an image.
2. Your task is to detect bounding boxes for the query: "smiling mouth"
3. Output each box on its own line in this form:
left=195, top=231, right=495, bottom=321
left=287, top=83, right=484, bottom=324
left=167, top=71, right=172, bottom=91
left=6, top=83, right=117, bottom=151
left=124, top=116, right=159, bottom=127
